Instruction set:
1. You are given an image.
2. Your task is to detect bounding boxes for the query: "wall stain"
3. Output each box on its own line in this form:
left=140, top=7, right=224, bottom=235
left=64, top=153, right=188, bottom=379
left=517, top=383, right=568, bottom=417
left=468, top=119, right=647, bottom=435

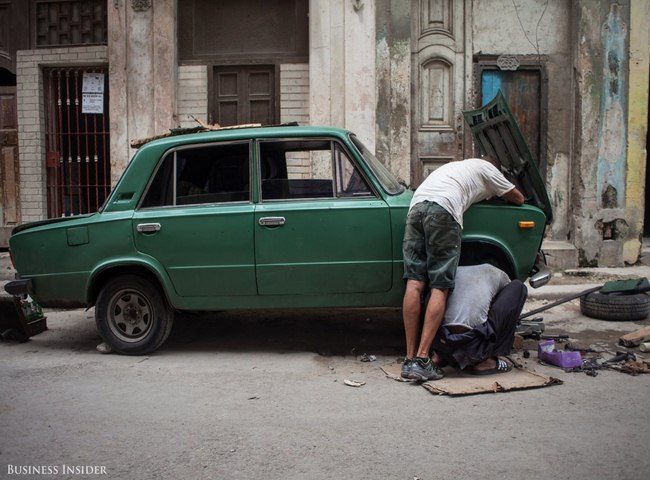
left=596, top=3, right=628, bottom=210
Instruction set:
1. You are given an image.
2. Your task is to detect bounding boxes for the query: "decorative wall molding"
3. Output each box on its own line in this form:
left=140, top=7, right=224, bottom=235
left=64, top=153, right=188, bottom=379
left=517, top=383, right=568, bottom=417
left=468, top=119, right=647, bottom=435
left=497, top=55, right=520, bottom=71
left=132, top=0, right=151, bottom=12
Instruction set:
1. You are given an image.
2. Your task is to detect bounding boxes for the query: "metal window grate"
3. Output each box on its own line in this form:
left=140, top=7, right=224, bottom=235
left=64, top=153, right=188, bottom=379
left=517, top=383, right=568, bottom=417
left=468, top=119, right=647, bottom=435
left=34, top=0, right=107, bottom=47
left=44, top=67, right=110, bottom=218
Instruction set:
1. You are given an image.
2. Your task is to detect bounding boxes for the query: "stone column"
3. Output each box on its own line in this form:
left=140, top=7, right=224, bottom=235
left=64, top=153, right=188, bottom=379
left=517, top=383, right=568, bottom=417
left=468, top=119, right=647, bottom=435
left=375, top=0, right=411, bottom=183
left=309, top=0, right=376, bottom=149
left=108, top=0, right=177, bottom=185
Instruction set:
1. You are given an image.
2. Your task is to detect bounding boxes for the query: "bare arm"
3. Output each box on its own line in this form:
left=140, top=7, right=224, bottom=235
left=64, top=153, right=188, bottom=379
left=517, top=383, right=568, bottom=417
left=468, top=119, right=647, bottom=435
left=502, top=187, right=525, bottom=205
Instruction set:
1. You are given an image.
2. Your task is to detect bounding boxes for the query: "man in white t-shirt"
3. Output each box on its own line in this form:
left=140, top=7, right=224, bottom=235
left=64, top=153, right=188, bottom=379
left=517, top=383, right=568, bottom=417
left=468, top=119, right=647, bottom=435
left=432, top=264, right=527, bottom=374
left=401, top=156, right=525, bottom=381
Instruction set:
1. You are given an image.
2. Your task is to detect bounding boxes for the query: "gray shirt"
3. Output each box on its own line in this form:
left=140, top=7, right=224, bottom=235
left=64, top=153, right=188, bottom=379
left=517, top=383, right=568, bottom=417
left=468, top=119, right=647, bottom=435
left=443, top=264, right=510, bottom=329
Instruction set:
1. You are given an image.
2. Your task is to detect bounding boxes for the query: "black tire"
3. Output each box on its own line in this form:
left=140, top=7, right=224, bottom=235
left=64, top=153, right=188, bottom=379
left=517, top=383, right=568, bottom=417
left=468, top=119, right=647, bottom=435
left=95, top=274, right=173, bottom=355
left=580, top=290, right=650, bottom=321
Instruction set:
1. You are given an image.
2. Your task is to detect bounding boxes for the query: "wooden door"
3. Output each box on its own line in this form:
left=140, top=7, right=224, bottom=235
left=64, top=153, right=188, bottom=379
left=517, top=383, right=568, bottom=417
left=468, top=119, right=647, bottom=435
left=481, top=69, right=542, bottom=168
left=411, top=0, right=467, bottom=186
left=0, top=86, right=19, bottom=246
left=212, top=66, right=276, bottom=127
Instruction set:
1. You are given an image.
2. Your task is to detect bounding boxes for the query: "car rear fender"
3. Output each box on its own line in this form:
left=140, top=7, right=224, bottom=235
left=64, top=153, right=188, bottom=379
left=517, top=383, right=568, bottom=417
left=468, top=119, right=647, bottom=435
left=88, top=258, right=178, bottom=308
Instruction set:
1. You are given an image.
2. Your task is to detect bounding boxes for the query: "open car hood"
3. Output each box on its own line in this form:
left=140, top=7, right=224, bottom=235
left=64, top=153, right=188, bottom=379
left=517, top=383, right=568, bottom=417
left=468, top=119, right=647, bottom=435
left=463, top=91, right=553, bottom=223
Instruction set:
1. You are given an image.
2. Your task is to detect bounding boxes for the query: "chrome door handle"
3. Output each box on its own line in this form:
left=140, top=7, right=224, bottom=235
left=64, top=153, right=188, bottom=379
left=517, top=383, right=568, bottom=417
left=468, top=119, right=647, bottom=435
left=259, top=216, right=286, bottom=227
left=137, top=223, right=162, bottom=233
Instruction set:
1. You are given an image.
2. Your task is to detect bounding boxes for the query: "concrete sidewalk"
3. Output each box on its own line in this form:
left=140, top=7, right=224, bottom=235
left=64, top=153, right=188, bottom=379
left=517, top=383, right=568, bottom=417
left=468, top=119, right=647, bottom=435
left=528, top=264, right=650, bottom=300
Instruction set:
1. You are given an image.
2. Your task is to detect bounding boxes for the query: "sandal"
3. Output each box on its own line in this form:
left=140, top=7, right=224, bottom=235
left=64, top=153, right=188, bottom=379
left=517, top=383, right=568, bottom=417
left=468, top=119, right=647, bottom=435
left=469, top=357, right=512, bottom=375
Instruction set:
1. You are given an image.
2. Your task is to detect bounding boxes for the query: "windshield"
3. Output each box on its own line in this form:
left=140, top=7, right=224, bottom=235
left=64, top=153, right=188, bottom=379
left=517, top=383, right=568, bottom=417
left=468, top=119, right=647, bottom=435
left=349, top=135, right=404, bottom=195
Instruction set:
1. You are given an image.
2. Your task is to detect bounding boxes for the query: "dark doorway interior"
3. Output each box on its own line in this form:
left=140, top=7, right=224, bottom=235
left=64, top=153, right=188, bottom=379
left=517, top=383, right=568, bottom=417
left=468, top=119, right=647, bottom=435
left=0, top=69, right=16, bottom=86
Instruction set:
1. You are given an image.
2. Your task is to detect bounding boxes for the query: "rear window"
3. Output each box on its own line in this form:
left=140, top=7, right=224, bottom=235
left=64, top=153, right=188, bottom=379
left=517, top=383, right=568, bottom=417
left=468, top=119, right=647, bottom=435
left=140, top=142, right=250, bottom=208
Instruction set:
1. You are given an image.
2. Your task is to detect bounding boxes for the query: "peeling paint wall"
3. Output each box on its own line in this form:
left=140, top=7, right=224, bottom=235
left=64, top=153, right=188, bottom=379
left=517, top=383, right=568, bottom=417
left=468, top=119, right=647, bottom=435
left=375, top=0, right=411, bottom=184
left=572, top=0, right=648, bottom=267
left=596, top=4, right=627, bottom=210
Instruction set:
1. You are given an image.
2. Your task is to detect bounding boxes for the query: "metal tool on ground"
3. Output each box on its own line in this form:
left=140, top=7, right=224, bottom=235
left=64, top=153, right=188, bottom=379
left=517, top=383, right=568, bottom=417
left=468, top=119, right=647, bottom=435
left=604, top=351, right=636, bottom=364
left=516, top=316, right=545, bottom=339
left=520, top=277, right=650, bottom=320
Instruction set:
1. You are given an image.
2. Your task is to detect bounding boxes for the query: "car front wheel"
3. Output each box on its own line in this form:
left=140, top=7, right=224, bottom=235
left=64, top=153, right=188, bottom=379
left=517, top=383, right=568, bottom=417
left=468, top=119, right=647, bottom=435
left=95, top=274, right=173, bottom=355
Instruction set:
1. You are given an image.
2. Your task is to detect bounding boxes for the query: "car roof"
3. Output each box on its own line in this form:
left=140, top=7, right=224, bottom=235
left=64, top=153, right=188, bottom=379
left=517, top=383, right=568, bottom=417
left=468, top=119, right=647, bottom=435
left=131, top=124, right=352, bottom=149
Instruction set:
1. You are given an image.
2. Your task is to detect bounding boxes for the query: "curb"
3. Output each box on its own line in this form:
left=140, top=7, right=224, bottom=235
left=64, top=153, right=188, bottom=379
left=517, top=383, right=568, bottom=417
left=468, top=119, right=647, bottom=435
left=526, top=283, right=603, bottom=302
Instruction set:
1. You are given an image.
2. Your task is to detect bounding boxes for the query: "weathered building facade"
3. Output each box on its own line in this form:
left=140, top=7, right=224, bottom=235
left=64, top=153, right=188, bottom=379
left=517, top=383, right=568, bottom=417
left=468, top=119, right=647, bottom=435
left=2, top=0, right=649, bottom=268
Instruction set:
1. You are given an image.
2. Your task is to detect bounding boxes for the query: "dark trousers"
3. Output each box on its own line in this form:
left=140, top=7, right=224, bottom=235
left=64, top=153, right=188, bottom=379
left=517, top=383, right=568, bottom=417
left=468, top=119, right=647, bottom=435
left=432, top=280, right=528, bottom=370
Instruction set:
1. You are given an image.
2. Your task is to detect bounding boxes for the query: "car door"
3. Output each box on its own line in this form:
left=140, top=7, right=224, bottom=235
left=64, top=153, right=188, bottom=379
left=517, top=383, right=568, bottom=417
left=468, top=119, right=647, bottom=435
left=254, top=138, right=393, bottom=295
left=133, top=141, right=256, bottom=297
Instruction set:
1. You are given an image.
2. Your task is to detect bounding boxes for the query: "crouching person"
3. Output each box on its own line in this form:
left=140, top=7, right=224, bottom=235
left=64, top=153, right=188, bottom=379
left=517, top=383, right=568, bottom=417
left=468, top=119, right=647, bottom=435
left=432, top=263, right=527, bottom=375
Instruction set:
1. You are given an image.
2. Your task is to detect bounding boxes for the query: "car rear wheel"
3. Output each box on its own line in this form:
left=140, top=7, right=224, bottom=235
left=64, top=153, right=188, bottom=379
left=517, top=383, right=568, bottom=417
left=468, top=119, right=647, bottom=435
left=95, top=274, right=173, bottom=355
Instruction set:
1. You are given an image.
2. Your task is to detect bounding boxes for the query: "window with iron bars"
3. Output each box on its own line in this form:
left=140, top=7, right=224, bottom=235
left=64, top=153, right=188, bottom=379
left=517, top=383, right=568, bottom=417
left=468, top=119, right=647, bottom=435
left=33, top=0, right=107, bottom=47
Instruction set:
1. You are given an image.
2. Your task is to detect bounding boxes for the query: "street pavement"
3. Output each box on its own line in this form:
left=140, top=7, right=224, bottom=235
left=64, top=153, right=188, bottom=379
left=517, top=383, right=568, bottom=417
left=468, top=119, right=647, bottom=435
left=1, top=250, right=649, bottom=479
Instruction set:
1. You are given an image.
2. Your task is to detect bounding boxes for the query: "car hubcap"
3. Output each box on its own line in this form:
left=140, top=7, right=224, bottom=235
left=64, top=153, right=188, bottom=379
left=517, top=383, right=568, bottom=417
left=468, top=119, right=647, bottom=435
left=108, top=290, right=153, bottom=342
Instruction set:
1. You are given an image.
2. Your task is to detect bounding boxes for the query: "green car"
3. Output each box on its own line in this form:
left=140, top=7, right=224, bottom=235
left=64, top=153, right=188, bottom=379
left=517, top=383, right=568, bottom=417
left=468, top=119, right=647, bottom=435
left=6, top=93, right=552, bottom=354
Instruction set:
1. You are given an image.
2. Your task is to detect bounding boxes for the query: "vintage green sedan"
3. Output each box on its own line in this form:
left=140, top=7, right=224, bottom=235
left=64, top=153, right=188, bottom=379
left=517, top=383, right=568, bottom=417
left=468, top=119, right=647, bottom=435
left=6, top=93, right=552, bottom=354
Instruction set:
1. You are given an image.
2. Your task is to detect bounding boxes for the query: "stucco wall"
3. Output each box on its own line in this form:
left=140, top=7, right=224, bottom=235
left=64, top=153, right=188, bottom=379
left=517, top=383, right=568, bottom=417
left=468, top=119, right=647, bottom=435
left=572, top=0, right=639, bottom=266
left=472, top=0, right=573, bottom=242
left=309, top=0, right=376, bottom=150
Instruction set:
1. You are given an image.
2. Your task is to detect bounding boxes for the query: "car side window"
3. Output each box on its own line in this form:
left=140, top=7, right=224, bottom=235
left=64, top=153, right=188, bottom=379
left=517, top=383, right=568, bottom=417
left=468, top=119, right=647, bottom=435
left=141, top=142, right=250, bottom=208
left=259, top=139, right=372, bottom=201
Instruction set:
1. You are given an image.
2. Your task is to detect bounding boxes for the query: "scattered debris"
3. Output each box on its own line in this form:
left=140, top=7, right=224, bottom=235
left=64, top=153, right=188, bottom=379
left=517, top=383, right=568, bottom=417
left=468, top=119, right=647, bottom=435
left=604, top=351, right=636, bottom=364
left=619, top=326, right=650, bottom=347
left=538, top=339, right=582, bottom=369
left=516, top=317, right=545, bottom=339
left=343, top=379, right=366, bottom=387
left=96, top=342, right=113, bottom=354
left=553, top=346, right=649, bottom=376
left=639, top=342, right=650, bottom=352
left=359, top=353, right=376, bottom=362
left=564, top=342, right=599, bottom=353
left=513, top=334, right=525, bottom=350
left=541, top=334, right=569, bottom=341
left=0, top=296, right=47, bottom=342
left=619, top=360, right=649, bottom=375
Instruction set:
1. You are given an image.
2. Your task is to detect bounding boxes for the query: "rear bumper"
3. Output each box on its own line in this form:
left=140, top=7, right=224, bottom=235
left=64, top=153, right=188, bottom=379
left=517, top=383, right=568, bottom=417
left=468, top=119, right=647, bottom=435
left=4, top=278, right=32, bottom=297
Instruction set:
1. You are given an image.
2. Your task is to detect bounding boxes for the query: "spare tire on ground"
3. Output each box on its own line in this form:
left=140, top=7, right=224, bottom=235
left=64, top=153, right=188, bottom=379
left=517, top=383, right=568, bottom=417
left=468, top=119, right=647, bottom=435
left=580, top=290, right=650, bottom=321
